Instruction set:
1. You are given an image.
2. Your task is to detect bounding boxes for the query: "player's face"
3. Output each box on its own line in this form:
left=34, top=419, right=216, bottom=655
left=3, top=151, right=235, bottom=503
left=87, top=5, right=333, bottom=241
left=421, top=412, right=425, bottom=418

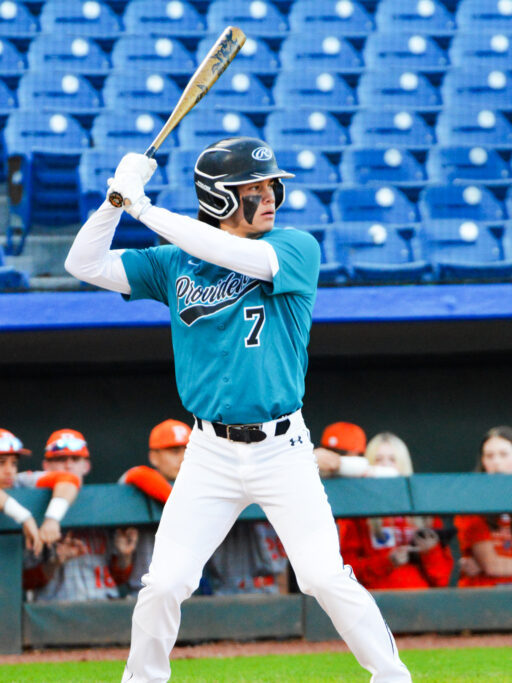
left=43, top=456, right=91, bottom=477
left=0, top=454, right=18, bottom=489
left=221, top=178, right=277, bottom=238
left=149, top=446, right=186, bottom=481
left=373, top=443, right=400, bottom=473
left=481, top=436, right=512, bottom=474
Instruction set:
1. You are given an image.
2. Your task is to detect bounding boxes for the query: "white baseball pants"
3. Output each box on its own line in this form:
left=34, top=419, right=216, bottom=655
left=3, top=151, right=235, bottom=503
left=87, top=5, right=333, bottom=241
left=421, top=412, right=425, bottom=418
left=121, top=411, right=411, bottom=682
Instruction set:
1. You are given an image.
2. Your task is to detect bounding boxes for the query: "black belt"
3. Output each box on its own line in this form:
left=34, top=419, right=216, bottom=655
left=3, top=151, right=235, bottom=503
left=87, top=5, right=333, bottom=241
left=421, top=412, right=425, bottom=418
left=196, top=415, right=291, bottom=443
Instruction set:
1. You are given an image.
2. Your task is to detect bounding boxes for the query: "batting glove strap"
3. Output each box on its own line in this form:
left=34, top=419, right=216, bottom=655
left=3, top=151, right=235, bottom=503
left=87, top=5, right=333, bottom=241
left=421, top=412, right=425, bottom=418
left=114, top=153, right=157, bottom=185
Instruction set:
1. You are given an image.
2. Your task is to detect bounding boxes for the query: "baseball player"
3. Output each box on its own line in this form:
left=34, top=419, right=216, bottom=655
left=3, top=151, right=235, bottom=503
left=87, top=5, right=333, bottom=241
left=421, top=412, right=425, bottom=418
left=0, top=428, right=81, bottom=555
left=65, top=137, right=412, bottom=682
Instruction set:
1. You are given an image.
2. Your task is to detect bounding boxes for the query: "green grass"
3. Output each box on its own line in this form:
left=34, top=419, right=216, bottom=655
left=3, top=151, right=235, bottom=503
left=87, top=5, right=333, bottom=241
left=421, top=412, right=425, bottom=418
left=0, top=647, right=511, bottom=682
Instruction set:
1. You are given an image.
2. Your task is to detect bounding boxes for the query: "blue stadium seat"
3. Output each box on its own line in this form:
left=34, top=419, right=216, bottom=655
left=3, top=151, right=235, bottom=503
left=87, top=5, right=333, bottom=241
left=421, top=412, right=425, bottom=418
left=436, top=108, right=512, bottom=148
left=0, top=1, right=39, bottom=40
left=449, top=32, right=512, bottom=69
left=91, top=111, right=170, bottom=155
left=275, top=186, right=331, bottom=227
left=158, top=186, right=199, bottom=219
left=166, top=148, right=197, bottom=186
left=376, top=0, right=455, bottom=35
left=205, top=71, right=274, bottom=113
left=123, top=0, right=206, bottom=37
left=0, top=38, right=26, bottom=81
left=102, top=71, right=181, bottom=116
left=274, top=70, right=357, bottom=112
left=349, top=110, right=435, bottom=149
left=289, top=0, right=374, bottom=37
left=40, top=0, right=122, bottom=39
left=4, top=111, right=89, bottom=229
left=17, top=71, right=102, bottom=127
left=27, top=36, right=111, bottom=78
left=357, top=69, right=441, bottom=111
left=0, top=265, right=29, bottom=290
left=301, top=225, right=340, bottom=284
left=264, top=110, right=348, bottom=152
left=442, top=68, right=512, bottom=110
left=426, top=146, right=512, bottom=186
left=280, top=34, right=363, bottom=74
left=333, top=222, right=429, bottom=283
left=111, top=35, right=195, bottom=75
left=270, top=149, right=340, bottom=190
left=423, top=218, right=512, bottom=281
left=197, top=36, right=279, bottom=76
left=419, top=185, right=506, bottom=223
left=363, top=33, right=449, bottom=72
left=0, top=76, right=16, bottom=113
left=207, top=0, right=288, bottom=39
left=178, top=110, right=260, bottom=150
left=341, top=148, right=427, bottom=187
left=332, top=186, right=419, bottom=224
left=78, top=148, right=166, bottom=247
left=457, top=0, right=512, bottom=32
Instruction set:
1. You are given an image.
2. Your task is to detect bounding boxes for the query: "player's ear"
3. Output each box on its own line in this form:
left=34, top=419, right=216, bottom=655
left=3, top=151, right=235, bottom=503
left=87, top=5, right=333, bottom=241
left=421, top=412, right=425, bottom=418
left=148, top=449, right=159, bottom=468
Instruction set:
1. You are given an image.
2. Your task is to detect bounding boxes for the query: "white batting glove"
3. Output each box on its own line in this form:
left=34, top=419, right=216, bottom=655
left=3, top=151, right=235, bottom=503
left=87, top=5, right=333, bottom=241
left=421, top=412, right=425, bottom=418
left=114, top=153, right=157, bottom=185
left=107, top=174, right=152, bottom=219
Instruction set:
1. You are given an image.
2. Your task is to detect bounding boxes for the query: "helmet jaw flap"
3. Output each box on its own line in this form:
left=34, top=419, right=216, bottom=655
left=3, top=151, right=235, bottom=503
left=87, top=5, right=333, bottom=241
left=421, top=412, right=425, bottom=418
left=194, top=137, right=293, bottom=220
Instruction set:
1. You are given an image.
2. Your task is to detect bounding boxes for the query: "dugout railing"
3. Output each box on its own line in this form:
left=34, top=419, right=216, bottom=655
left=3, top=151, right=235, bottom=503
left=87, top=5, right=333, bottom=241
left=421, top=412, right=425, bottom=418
left=0, top=474, right=511, bottom=654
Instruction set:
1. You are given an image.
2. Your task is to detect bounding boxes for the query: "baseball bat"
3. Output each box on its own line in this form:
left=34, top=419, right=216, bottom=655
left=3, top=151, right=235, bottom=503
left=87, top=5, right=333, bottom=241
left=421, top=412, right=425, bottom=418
left=108, top=26, right=246, bottom=208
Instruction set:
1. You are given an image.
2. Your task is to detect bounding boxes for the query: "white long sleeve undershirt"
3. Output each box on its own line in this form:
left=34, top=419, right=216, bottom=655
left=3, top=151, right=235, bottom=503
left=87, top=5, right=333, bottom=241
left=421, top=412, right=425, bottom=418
left=65, top=200, right=278, bottom=294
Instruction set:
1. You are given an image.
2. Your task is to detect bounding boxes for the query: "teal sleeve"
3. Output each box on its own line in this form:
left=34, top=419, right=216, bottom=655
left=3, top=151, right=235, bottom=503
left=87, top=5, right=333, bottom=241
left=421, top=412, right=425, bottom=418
left=262, top=228, right=321, bottom=296
left=121, top=246, right=177, bottom=305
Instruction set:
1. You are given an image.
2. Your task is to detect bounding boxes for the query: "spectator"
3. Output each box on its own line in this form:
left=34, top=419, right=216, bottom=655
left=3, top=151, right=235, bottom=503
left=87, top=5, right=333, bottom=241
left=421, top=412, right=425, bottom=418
left=24, top=429, right=137, bottom=601
left=0, top=427, right=80, bottom=555
left=455, top=426, right=512, bottom=587
left=337, top=432, right=454, bottom=589
left=314, top=421, right=367, bottom=478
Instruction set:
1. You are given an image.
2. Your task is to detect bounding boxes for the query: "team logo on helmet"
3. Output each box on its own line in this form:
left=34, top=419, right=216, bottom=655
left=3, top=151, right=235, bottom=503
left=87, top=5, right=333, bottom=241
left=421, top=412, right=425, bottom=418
left=251, top=146, right=273, bottom=161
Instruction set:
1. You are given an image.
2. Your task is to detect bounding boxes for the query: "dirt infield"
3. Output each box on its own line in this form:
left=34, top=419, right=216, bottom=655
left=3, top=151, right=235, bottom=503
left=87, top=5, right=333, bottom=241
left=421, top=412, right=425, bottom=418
left=0, top=633, right=510, bottom=665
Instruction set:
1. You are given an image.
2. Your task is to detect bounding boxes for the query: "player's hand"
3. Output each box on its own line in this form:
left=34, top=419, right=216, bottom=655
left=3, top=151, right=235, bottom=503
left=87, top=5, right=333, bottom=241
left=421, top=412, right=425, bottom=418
left=314, top=447, right=342, bottom=478
left=114, top=527, right=139, bottom=558
left=459, top=556, right=481, bottom=577
left=39, top=518, right=62, bottom=545
left=114, top=153, right=157, bottom=186
left=54, top=533, right=88, bottom=565
left=413, top=527, right=439, bottom=553
left=389, top=546, right=410, bottom=566
left=22, top=516, right=43, bottom=557
left=106, top=175, right=151, bottom=219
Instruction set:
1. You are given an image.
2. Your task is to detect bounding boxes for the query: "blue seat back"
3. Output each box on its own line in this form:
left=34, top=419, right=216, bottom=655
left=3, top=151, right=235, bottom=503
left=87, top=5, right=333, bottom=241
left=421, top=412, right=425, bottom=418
left=79, top=148, right=166, bottom=194
left=17, top=70, right=101, bottom=113
left=276, top=186, right=331, bottom=226
left=123, top=0, right=206, bottom=36
left=205, top=71, right=273, bottom=111
left=332, top=186, right=418, bottom=223
left=419, top=185, right=505, bottom=221
left=198, top=36, right=279, bottom=76
left=289, top=0, right=374, bottom=36
left=436, top=108, right=512, bottom=147
left=334, top=223, right=424, bottom=265
left=449, top=32, right=512, bottom=69
left=207, top=0, right=288, bottom=38
left=280, top=34, right=362, bottom=73
left=264, top=110, right=348, bottom=151
left=0, top=1, right=39, bottom=38
left=158, top=187, right=199, bottom=218
left=457, top=0, right=512, bottom=32
left=349, top=109, right=434, bottom=148
left=0, top=38, right=25, bottom=75
left=274, top=70, right=356, bottom=111
left=363, top=33, right=448, bottom=71
left=4, top=111, right=89, bottom=154
left=426, top=146, right=511, bottom=184
left=341, top=148, right=426, bottom=185
left=423, top=220, right=508, bottom=268
left=357, top=68, right=441, bottom=110
left=376, top=0, right=455, bottom=35
left=27, top=35, right=110, bottom=76
left=271, top=149, right=339, bottom=187
left=111, top=35, right=196, bottom=74
left=166, top=148, right=198, bottom=185
left=442, top=67, right=512, bottom=109
left=102, top=71, right=181, bottom=114
left=0, top=77, right=16, bottom=112
left=178, top=110, right=260, bottom=150
left=40, top=0, right=122, bottom=38
left=91, top=110, right=168, bottom=153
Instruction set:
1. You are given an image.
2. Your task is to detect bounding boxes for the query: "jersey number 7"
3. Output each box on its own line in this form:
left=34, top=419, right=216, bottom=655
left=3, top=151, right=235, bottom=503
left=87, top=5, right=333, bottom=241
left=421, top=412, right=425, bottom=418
left=244, top=306, right=265, bottom=347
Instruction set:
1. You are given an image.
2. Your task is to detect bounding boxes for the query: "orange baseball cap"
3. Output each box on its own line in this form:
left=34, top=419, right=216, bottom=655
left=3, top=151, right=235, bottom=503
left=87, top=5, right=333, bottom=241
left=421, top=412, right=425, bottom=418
left=0, top=428, right=31, bottom=456
left=149, top=420, right=191, bottom=450
left=321, top=422, right=366, bottom=454
left=45, top=429, right=90, bottom=458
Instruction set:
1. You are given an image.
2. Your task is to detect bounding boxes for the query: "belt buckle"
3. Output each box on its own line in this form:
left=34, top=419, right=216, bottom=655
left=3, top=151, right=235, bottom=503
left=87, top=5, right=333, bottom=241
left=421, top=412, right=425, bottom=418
left=226, top=424, right=263, bottom=443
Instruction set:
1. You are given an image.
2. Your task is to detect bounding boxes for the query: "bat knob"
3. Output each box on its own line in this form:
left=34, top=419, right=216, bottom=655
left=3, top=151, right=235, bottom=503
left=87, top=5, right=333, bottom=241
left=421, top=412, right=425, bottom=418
left=108, top=191, right=124, bottom=208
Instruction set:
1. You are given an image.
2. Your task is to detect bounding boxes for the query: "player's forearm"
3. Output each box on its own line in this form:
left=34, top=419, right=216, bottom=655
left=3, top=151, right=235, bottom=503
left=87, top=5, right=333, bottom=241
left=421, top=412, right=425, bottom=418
left=140, top=206, right=276, bottom=282
left=1, top=490, right=33, bottom=524
left=65, top=200, right=131, bottom=294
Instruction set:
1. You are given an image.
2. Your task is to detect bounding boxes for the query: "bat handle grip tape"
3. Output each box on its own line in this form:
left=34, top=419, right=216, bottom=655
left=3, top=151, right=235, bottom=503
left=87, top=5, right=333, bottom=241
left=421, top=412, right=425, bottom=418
left=108, top=146, right=158, bottom=207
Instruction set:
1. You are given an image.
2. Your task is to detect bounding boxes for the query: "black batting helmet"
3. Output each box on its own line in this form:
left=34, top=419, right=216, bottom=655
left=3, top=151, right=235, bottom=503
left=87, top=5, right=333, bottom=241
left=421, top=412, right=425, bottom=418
left=194, top=137, right=294, bottom=220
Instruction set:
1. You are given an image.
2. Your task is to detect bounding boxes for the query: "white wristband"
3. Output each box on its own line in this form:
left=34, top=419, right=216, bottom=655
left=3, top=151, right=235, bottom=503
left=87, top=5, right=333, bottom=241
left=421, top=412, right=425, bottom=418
left=44, top=497, right=69, bottom=522
left=4, top=496, right=33, bottom=524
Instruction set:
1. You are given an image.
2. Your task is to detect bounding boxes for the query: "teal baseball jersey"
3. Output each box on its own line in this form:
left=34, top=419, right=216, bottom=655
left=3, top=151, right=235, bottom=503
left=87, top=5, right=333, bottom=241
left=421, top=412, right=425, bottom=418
left=121, top=227, right=320, bottom=424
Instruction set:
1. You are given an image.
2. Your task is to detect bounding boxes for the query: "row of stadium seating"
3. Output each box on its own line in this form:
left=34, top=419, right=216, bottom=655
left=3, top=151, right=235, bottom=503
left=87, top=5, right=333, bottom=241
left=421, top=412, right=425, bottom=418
left=4, top=0, right=512, bottom=41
